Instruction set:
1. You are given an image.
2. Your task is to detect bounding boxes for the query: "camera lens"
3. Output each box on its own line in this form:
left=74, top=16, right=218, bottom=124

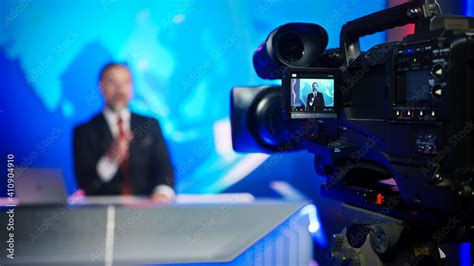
left=277, top=32, right=305, bottom=63
left=251, top=88, right=291, bottom=148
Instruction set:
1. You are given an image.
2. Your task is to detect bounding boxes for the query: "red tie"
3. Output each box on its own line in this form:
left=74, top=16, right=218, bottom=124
left=117, top=116, right=132, bottom=195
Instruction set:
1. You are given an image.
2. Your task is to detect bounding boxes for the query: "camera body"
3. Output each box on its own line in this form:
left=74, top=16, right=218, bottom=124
left=311, top=18, right=474, bottom=222
left=357, top=26, right=470, bottom=201
left=231, top=0, right=474, bottom=227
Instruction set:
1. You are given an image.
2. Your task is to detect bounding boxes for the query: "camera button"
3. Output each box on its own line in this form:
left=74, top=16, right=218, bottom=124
left=432, top=86, right=443, bottom=98
left=433, top=65, right=444, bottom=78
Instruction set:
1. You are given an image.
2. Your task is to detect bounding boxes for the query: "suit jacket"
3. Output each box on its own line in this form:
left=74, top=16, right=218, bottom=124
left=73, top=112, right=174, bottom=196
left=306, top=92, right=325, bottom=111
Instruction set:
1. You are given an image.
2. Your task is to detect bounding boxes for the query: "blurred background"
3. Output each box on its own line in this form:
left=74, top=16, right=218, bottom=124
left=1, top=0, right=472, bottom=264
left=0, top=0, right=390, bottom=197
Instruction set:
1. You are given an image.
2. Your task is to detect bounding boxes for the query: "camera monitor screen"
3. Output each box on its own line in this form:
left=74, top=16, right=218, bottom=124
left=396, top=69, right=432, bottom=102
left=287, top=70, right=337, bottom=119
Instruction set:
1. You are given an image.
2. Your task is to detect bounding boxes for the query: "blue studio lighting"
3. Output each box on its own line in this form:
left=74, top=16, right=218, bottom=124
left=464, top=0, right=474, bottom=16
left=460, top=242, right=472, bottom=266
left=300, top=204, right=327, bottom=247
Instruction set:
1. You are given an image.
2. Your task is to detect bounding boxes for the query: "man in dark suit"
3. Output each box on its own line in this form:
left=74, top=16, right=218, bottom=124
left=73, top=63, right=174, bottom=202
left=306, top=82, right=325, bottom=112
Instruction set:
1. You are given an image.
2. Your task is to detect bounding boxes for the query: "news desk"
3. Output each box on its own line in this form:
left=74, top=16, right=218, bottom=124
left=0, top=198, right=313, bottom=266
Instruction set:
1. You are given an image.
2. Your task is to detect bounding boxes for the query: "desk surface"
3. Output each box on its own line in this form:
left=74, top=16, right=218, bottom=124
left=0, top=193, right=256, bottom=206
left=0, top=200, right=308, bottom=265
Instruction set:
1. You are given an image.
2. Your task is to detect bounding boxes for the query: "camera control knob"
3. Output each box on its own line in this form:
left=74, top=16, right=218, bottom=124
left=432, top=85, right=443, bottom=98
left=369, top=223, right=403, bottom=255
left=432, top=65, right=444, bottom=79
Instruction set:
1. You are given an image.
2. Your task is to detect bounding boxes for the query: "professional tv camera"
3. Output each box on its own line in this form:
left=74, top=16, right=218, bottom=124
left=231, top=0, right=474, bottom=264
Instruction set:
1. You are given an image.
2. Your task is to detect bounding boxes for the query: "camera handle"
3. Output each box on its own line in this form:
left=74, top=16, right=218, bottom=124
left=340, top=0, right=442, bottom=66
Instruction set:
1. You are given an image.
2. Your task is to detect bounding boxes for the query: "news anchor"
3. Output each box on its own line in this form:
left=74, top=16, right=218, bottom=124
left=73, top=63, right=175, bottom=202
left=306, top=82, right=325, bottom=111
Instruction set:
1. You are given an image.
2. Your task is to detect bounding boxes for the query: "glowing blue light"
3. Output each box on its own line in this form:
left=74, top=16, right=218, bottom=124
left=460, top=242, right=472, bottom=266
left=299, top=204, right=327, bottom=247
left=300, top=204, right=320, bottom=232
left=464, top=0, right=473, bottom=16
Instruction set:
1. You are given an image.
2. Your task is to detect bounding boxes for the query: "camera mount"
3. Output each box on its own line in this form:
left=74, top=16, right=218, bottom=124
left=328, top=204, right=448, bottom=266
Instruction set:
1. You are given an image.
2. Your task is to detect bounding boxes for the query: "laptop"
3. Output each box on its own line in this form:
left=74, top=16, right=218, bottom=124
left=14, top=168, right=68, bottom=205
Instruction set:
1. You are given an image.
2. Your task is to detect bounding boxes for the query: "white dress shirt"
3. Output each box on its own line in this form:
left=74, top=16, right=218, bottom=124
left=96, top=107, right=175, bottom=198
